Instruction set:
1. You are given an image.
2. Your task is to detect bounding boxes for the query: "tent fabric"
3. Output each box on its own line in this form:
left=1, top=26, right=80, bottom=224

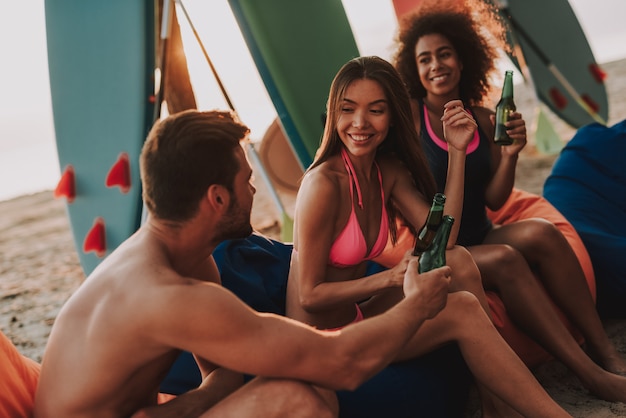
left=375, top=187, right=595, bottom=368
left=544, top=120, right=626, bottom=317
left=162, top=233, right=471, bottom=417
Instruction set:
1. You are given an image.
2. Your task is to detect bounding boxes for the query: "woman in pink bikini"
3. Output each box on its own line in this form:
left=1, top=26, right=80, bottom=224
left=285, top=55, right=570, bottom=417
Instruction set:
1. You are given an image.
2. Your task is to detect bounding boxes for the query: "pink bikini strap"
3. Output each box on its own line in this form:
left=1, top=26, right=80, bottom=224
left=341, top=148, right=363, bottom=209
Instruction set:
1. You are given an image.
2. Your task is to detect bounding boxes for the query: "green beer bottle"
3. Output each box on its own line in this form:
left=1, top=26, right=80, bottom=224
left=418, top=215, right=454, bottom=273
left=494, top=70, right=516, bottom=146
left=413, top=193, right=446, bottom=256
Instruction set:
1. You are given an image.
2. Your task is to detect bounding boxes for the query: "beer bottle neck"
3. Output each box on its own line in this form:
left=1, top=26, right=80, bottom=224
left=502, top=72, right=514, bottom=99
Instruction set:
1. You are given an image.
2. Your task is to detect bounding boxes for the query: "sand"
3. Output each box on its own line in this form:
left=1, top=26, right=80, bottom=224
left=1, top=58, right=625, bottom=416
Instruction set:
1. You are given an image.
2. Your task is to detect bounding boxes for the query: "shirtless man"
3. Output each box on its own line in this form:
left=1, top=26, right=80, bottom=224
left=34, top=110, right=452, bottom=418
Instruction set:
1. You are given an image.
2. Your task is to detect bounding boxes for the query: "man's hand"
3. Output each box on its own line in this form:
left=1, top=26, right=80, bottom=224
left=402, top=259, right=451, bottom=319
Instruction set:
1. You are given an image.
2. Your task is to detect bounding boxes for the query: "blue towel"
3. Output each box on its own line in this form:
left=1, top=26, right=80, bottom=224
left=161, top=233, right=470, bottom=417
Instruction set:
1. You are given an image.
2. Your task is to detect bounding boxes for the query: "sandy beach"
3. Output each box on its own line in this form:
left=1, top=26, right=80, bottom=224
left=1, top=57, right=625, bottom=416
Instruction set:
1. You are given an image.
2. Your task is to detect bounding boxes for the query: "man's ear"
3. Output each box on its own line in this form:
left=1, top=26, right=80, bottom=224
left=207, top=184, right=229, bottom=212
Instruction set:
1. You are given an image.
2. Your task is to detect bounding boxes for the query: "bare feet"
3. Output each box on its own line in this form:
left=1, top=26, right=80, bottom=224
left=581, top=368, right=626, bottom=402
left=587, top=344, right=626, bottom=375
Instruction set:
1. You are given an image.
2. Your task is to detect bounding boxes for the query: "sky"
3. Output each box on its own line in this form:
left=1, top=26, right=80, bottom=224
left=0, top=0, right=625, bottom=201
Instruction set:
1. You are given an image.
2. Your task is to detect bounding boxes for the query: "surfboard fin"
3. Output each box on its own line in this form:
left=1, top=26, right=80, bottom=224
left=534, top=106, right=563, bottom=155
left=549, top=87, right=568, bottom=110
left=106, top=153, right=132, bottom=193
left=54, top=165, right=76, bottom=203
left=589, top=63, right=607, bottom=83
left=83, top=217, right=107, bottom=258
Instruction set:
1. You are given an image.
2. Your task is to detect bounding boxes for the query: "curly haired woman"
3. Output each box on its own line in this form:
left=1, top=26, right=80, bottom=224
left=392, top=0, right=626, bottom=405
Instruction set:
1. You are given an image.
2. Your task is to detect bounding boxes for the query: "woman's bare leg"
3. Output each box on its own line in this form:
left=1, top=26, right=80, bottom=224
left=395, top=291, right=571, bottom=417
left=199, top=378, right=337, bottom=418
left=470, top=243, right=626, bottom=401
left=446, top=245, right=491, bottom=315
left=484, top=219, right=626, bottom=374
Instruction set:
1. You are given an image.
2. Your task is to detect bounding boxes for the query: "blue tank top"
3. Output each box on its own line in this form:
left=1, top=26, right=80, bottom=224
left=418, top=100, right=493, bottom=246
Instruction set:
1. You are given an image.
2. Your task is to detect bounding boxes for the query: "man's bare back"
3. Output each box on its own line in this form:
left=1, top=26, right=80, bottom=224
left=36, top=229, right=213, bottom=416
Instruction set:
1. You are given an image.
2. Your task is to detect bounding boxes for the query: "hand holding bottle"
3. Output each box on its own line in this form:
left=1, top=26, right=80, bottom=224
left=499, top=111, right=527, bottom=156
left=494, top=70, right=516, bottom=145
left=403, top=258, right=451, bottom=320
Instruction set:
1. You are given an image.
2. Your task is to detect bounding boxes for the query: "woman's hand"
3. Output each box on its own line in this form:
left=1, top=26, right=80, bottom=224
left=442, top=100, right=477, bottom=152
left=492, top=111, right=527, bottom=156
left=388, top=250, right=414, bottom=288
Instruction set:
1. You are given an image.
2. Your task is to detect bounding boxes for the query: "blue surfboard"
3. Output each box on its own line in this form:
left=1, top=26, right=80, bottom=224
left=45, top=0, right=154, bottom=274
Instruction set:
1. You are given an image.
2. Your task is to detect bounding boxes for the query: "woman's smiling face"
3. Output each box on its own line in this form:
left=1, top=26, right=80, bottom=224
left=415, top=33, right=463, bottom=98
left=337, top=78, right=391, bottom=157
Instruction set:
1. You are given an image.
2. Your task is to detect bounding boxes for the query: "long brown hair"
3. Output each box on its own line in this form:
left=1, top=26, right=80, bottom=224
left=311, top=56, right=437, bottom=243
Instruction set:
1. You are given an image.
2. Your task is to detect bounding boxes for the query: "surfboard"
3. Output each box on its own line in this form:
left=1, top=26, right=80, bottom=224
left=392, top=0, right=609, bottom=129
left=502, top=0, right=608, bottom=128
left=227, top=0, right=360, bottom=169
left=45, top=1, right=155, bottom=274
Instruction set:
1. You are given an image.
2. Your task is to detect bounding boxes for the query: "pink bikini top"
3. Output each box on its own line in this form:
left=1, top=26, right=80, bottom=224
left=328, top=148, right=389, bottom=268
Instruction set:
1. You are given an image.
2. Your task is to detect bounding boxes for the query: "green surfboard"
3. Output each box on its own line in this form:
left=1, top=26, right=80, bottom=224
left=228, top=0, right=360, bottom=169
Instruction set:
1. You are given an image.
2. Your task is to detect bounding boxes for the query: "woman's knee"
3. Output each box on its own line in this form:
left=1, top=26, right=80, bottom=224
left=445, top=291, right=490, bottom=327
left=479, top=244, right=531, bottom=286
left=264, top=379, right=337, bottom=418
left=489, top=244, right=526, bottom=269
left=446, top=290, right=485, bottom=318
left=517, top=218, right=564, bottom=250
left=447, top=246, right=481, bottom=285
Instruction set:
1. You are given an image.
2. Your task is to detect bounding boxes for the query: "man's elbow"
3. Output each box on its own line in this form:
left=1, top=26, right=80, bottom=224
left=327, top=356, right=378, bottom=391
left=334, top=368, right=374, bottom=392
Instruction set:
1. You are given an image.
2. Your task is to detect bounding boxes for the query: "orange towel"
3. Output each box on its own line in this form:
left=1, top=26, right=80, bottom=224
left=376, top=188, right=595, bottom=368
left=0, top=331, right=41, bottom=418
left=485, top=188, right=595, bottom=367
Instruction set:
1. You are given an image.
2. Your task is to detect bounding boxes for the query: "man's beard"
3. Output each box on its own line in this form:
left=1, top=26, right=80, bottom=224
left=214, top=195, right=253, bottom=242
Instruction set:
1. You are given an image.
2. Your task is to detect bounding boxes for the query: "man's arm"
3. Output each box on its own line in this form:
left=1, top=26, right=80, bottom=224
left=144, top=259, right=450, bottom=391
